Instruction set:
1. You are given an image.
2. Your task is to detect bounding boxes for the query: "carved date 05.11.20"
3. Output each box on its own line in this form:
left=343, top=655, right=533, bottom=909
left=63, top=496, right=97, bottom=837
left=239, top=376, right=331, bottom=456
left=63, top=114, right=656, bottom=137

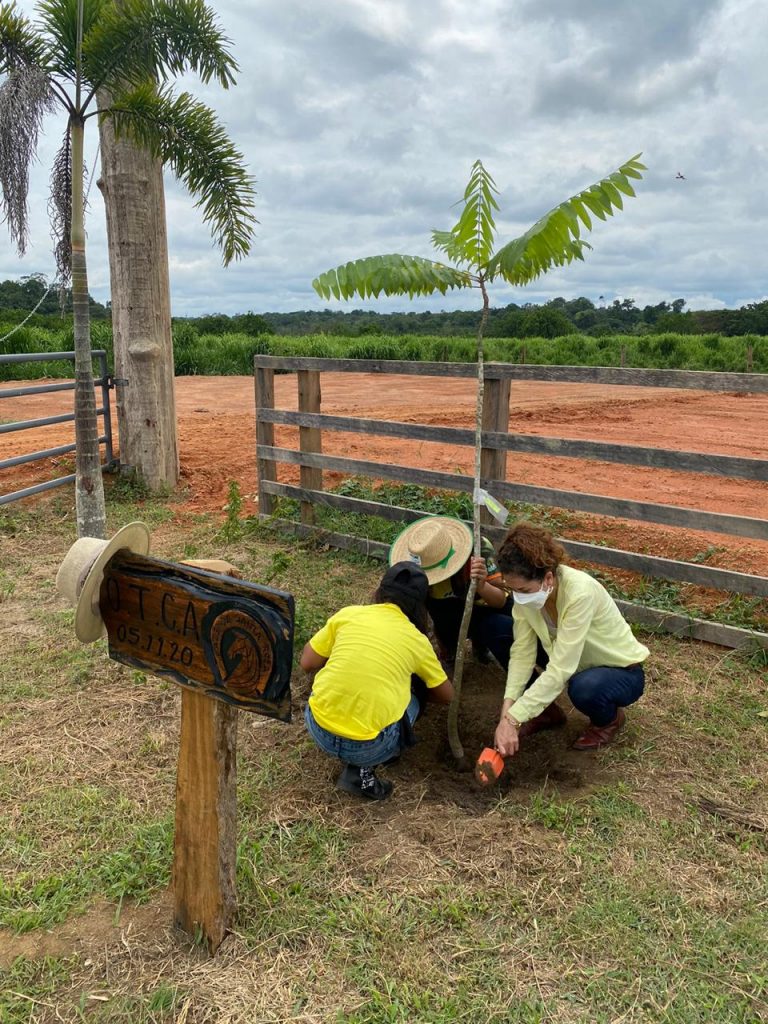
left=115, top=623, right=194, bottom=667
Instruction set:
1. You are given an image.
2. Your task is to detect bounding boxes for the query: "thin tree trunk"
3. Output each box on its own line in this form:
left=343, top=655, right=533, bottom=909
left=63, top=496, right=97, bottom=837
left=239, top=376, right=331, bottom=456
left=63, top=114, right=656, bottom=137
left=71, top=114, right=107, bottom=539
left=447, top=278, right=490, bottom=764
left=97, top=97, right=179, bottom=492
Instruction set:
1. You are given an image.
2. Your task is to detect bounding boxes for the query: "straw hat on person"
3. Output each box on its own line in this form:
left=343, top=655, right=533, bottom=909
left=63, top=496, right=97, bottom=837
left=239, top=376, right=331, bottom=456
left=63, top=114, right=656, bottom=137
left=389, top=516, right=473, bottom=585
left=55, top=522, right=151, bottom=643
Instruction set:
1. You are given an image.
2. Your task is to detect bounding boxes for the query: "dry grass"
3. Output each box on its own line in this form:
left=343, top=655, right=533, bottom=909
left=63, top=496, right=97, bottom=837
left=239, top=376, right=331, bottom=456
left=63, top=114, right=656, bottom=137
left=1, top=493, right=767, bottom=1023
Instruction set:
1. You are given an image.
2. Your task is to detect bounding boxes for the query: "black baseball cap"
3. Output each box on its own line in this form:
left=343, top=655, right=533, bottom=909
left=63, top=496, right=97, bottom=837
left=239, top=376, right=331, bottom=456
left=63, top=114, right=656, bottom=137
left=380, top=561, right=429, bottom=602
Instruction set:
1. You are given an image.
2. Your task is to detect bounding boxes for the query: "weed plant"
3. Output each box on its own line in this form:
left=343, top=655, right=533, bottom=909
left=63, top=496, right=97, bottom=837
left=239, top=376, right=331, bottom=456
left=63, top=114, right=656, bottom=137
left=220, top=480, right=245, bottom=540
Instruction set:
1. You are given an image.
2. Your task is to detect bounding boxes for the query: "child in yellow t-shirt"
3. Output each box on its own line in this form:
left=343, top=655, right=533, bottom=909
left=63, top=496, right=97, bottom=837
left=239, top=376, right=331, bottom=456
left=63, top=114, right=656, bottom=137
left=301, top=562, right=454, bottom=800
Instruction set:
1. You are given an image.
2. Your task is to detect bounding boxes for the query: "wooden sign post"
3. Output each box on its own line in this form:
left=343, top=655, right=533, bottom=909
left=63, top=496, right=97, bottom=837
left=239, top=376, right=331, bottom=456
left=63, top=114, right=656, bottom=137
left=98, top=552, right=294, bottom=952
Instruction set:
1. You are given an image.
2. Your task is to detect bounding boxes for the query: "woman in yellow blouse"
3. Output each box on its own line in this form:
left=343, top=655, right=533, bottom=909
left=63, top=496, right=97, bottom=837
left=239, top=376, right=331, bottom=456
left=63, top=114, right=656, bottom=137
left=494, top=523, right=649, bottom=755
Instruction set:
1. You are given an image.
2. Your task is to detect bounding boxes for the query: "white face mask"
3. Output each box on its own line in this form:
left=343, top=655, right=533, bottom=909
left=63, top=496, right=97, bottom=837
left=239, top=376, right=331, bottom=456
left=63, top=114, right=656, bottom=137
left=512, top=584, right=551, bottom=610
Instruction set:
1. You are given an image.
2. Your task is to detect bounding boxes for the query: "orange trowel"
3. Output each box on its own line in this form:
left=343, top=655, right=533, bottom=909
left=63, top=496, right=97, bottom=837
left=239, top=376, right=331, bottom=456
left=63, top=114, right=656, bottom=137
left=474, top=747, right=505, bottom=786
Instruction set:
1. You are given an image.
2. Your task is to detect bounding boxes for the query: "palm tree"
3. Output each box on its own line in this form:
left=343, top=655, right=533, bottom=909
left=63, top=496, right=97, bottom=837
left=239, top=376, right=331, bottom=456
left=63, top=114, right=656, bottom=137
left=0, top=0, right=256, bottom=537
left=314, top=155, right=646, bottom=762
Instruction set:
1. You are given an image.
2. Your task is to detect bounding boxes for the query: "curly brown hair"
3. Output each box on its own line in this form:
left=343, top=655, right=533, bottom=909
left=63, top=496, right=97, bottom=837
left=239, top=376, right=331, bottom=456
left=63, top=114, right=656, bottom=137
left=497, top=523, right=567, bottom=581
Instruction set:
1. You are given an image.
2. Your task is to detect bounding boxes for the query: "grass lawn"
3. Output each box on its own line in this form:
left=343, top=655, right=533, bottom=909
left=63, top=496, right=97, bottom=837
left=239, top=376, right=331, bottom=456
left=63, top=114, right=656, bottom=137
left=1, top=488, right=767, bottom=1023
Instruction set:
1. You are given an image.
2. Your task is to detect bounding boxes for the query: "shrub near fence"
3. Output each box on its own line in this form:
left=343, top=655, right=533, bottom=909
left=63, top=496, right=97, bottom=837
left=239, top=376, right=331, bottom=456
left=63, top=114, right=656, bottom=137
left=1, top=328, right=766, bottom=380
left=0, top=322, right=114, bottom=380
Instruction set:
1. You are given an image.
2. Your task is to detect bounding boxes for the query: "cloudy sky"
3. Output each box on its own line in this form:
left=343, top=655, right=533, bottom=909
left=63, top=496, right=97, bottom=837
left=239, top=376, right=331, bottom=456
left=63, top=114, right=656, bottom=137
left=2, top=0, right=767, bottom=315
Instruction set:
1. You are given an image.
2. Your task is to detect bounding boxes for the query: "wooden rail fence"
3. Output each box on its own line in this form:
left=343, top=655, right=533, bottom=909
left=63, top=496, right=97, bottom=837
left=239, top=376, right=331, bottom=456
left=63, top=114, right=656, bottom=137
left=254, top=357, right=768, bottom=651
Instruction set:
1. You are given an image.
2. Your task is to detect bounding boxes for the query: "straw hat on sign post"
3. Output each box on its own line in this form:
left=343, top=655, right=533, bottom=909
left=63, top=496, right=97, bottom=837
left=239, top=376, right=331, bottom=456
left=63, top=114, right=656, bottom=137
left=389, top=516, right=473, bottom=585
left=55, top=522, right=151, bottom=642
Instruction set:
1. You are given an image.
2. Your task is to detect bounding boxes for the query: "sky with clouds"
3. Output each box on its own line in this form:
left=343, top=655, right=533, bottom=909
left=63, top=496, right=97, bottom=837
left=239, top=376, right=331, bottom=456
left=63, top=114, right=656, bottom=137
left=2, top=0, right=767, bottom=315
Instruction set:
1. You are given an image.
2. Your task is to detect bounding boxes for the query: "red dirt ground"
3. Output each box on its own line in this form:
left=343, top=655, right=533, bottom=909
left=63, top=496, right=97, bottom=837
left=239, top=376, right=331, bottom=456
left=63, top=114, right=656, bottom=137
left=2, top=373, right=767, bottom=574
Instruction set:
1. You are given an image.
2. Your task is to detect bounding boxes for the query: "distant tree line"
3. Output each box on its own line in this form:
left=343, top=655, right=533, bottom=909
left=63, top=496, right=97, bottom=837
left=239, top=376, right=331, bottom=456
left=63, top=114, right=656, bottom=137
left=0, top=274, right=110, bottom=321
left=176, top=296, right=768, bottom=339
left=3, top=275, right=768, bottom=337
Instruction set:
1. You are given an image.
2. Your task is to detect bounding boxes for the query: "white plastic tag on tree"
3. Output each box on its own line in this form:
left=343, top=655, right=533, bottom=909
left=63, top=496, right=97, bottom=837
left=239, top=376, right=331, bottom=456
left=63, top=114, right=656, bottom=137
left=473, top=487, right=509, bottom=525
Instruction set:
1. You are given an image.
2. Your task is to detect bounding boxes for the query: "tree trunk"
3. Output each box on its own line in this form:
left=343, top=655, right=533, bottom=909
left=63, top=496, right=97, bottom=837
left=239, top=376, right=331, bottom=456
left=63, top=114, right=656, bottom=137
left=97, top=103, right=179, bottom=491
left=71, top=114, right=107, bottom=539
left=447, top=276, right=490, bottom=764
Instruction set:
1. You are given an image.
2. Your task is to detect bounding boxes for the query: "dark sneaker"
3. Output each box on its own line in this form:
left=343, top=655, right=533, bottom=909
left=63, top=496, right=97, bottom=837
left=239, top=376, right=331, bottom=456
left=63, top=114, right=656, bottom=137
left=471, top=642, right=493, bottom=665
left=336, top=764, right=393, bottom=801
left=572, top=708, right=626, bottom=750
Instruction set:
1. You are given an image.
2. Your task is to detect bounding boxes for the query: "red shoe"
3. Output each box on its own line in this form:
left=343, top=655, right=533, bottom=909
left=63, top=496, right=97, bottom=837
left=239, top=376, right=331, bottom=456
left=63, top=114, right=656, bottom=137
left=518, top=702, right=567, bottom=738
left=572, top=708, right=626, bottom=750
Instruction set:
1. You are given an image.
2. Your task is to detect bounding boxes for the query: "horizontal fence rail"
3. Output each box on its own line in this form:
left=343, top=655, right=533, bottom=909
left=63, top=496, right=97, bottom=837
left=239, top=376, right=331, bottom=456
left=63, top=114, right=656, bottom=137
left=2, top=380, right=84, bottom=399
left=258, top=408, right=768, bottom=482
left=0, top=350, right=115, bottom=506
left=257, top=445, right=768, bottom=542
left=253, top=356, right=768, bottom=650
left=253, top=355, right=768, bottom=392
left=260, top=481, right=768, bottom=597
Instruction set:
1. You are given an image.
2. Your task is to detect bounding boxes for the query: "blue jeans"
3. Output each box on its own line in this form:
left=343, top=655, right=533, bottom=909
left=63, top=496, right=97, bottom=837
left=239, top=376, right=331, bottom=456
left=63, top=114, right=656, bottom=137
left=567, top=665, right=645, bottom=726
left=428, top=596, right=514, bottom=668
left=304, top=694, right=420, bottom=768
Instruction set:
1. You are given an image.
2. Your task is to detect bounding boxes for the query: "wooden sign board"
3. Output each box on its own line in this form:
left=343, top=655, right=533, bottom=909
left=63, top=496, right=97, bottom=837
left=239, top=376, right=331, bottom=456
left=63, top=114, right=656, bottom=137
left=100, top=552, right=294, bottom=721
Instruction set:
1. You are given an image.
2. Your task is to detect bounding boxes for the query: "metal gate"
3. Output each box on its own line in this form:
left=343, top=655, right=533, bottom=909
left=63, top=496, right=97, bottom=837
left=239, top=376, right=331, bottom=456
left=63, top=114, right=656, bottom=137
left=0, top=350, right=116, bottom=506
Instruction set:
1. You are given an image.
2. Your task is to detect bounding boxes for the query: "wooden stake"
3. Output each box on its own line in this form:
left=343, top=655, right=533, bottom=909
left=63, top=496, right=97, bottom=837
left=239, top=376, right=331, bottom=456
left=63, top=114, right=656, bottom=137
left=173, top=689, right=238, bottom=952
left=255, top=367, right=277, bottom=516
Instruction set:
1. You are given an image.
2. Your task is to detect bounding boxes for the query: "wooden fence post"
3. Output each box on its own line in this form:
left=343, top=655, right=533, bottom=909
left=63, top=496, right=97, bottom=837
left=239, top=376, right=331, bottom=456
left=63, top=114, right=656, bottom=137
left=297, top=370, right=323, bottom=525
left=173, top=689, right=238, bottom=953
left=255, top=367, right=276, bottom=516
left=479, top=376, right=511, bottom=525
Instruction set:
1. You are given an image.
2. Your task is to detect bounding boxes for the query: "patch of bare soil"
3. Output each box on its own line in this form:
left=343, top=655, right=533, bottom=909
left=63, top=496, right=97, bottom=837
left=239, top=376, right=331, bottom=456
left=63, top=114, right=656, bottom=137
left=0, top=896, right=172, bottom=970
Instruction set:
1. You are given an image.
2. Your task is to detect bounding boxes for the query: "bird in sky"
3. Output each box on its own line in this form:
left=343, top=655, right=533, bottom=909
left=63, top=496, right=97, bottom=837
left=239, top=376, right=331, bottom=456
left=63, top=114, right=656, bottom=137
left=675, top=171, right=686, bottom=180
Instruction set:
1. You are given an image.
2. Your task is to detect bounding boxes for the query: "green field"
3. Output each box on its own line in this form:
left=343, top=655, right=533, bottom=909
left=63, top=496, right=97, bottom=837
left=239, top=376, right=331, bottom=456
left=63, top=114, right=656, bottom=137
left=1, top=323, right=765, bottom=380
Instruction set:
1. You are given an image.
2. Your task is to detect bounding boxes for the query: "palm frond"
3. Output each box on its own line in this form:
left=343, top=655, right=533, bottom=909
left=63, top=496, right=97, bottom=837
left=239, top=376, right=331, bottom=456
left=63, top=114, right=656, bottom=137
left=486, top=154, right=646, bottom=285
left=0, top=1, right=47, bottom=72
left=107, top=82, right=256, bottom=264
left=36, top=0, right=109, bottom=81
left=48, top=126, right=71, bottom=283
left=0, top=65, right=58, bottom=254
left=82, top=0, right=237, bottom=102
left=313, top=254, right=473, bottom=301
left=431, top=159, right=499, bottom=269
